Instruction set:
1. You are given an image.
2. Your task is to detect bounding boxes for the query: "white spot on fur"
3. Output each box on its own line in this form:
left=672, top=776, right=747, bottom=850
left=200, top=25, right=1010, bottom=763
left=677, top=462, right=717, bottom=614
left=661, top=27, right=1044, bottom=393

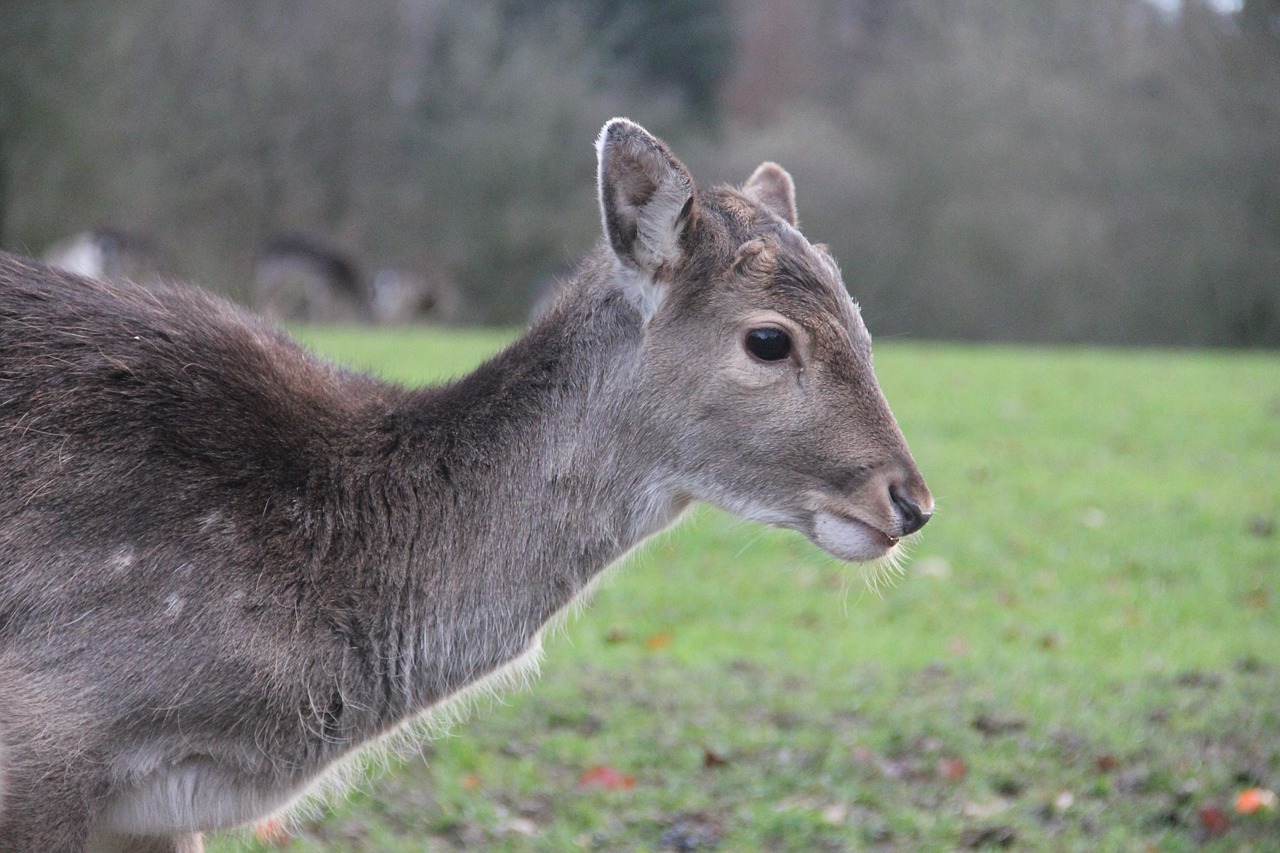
left=163, top=594, right=184, bottom=619
left=199, top=510, right=225, bottom=533
left=109, top=546, right=135, bottom=574
left=616, top=264, right=664, bottom=321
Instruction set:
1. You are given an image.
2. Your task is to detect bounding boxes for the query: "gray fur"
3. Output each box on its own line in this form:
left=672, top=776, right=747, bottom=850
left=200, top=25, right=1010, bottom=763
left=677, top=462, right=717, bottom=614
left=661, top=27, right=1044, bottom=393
left=0, top=119, right=930, bottom=852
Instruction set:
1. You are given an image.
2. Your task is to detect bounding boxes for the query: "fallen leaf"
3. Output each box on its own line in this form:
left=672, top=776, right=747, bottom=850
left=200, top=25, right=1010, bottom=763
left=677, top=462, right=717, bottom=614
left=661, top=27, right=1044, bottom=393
left=940, top=757, right=968, bottom=781
left=1197, top=804, right=1230, bottom=837
left=462, top=772, right=482, bottom=791
left=1235, top=787, right=1277, bottom=814
left=253, top=816, right=292, bottom=847
left=578, top=765, right=636, bottom=790
left=702, top=747, right=729, bottom=769
left=1095, top=754, right=1118, bottom=773
left=644, top=631, right=672, bottom=651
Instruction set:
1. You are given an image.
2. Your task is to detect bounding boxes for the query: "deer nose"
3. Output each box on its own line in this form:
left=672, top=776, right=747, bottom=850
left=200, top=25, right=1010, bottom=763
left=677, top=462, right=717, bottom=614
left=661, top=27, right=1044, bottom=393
left=890, top=483, right=932, bottom=536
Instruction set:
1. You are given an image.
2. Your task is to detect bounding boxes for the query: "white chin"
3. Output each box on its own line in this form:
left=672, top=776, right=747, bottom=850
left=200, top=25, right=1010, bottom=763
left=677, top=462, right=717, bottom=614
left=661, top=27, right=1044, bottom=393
left=811, top=511, right=896, bottom=562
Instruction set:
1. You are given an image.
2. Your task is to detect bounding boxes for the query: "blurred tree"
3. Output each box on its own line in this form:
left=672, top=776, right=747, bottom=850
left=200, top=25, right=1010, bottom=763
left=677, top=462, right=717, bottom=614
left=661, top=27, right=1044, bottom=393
left=588, top=0, right=733, bottom=115
left=503, top=0, right=733, bottom=114
left=714, top=0, right=1279, bottom=345
left=1242, top=0, right=1280, bottom=36
left=1, top=0, right=1276, bottom=342
left=0, top=0, right=690, bottom=320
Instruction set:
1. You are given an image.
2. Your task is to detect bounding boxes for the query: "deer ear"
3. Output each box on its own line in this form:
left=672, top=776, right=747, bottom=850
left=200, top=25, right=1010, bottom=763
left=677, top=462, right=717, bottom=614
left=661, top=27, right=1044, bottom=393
left=597, top=118, right=695, bottom=276
left=743, top=162, right=797, bottom=226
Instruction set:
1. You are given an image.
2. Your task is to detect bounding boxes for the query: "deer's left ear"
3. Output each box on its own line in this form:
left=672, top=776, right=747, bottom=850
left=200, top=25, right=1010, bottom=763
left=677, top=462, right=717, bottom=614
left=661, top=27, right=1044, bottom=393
left=743, top=162, right=797, bottom=226
left=597, top=118, right=695, bottom=277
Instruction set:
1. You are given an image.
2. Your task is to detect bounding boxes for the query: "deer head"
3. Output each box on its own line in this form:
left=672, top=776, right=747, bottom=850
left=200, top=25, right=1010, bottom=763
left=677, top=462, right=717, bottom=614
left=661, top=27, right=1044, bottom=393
left=595, top=118, right=932, bottom=563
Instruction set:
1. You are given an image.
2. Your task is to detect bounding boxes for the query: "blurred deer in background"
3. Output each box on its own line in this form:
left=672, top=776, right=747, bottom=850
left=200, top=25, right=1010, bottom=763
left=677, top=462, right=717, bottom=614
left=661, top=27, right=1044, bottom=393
left=369, top=265, right=462, bottom=325
left=42, top=227, right=169, bottom=287
left=253, top=234, right=370, bottom=324
left=0, top=119, right=930, bottom=852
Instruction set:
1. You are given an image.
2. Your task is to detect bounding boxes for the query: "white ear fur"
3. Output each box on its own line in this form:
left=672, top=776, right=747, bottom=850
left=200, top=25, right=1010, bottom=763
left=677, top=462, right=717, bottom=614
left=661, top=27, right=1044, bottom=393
left=743, top=162, right=798, bottom=226
left=596, top=118, right=695, bottom=278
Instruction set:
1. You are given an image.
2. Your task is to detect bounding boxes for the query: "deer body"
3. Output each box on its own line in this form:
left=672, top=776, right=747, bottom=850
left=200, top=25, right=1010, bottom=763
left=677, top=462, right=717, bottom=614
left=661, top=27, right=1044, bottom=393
left=0, top=121, right=930, bottom=852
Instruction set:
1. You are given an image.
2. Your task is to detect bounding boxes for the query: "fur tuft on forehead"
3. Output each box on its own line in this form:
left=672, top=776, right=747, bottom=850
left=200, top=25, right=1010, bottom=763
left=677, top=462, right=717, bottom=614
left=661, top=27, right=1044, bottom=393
left=732, top=238, right=777, bottom=277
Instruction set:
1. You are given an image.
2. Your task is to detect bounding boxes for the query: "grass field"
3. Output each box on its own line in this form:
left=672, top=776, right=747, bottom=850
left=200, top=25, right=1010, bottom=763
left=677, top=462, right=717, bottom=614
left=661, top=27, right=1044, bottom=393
left=209, top=329, right=1280, bottom=852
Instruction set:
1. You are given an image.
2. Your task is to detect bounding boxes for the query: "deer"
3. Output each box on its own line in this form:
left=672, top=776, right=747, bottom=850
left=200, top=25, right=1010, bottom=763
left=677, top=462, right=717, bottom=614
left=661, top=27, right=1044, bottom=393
left=253, top=235, right=370, bottom=324
left=42, top=228, right=169, bottom=289
left=0, top=119, right=931, bottom=852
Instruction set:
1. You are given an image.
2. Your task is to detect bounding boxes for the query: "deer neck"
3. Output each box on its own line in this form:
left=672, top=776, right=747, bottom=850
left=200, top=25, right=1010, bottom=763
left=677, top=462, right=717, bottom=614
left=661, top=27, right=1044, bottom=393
left=366, top=275, right=687, bottom=710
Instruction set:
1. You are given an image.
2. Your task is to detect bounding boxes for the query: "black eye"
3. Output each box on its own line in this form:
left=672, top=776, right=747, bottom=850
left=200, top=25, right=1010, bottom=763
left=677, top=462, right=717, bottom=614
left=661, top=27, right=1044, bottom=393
left=745, top=327, right=792, bottom=362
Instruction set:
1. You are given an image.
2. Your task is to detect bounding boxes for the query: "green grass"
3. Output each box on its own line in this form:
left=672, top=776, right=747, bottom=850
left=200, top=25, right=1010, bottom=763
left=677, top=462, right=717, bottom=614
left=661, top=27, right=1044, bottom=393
left=210, top=331, right=1280, bottom=852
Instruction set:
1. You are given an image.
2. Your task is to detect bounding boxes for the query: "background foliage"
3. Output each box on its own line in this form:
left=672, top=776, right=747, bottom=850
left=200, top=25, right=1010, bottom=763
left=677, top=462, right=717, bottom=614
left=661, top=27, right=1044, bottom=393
left=1, top=0, right=1278, bottom=340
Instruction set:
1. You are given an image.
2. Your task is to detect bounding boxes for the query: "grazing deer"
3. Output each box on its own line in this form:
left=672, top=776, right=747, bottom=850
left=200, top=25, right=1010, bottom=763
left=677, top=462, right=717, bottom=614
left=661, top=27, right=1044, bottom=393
left=0, top=119, right=931, bottom=852
left=253, top=234, right=370, bottom=324
left=42, top=228, right=168, bottom=287
left=369, top=266, right=462, bottom=326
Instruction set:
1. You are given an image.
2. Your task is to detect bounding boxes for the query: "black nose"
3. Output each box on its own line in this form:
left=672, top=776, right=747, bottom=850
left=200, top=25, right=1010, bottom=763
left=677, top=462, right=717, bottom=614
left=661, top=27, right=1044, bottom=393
left=890, top=484, right=932, bottom=536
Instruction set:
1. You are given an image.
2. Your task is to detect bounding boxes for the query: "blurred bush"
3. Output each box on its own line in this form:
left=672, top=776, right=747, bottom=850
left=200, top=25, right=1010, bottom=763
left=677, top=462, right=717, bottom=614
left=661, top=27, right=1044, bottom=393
left=1, top=0, right=1276, bottom=344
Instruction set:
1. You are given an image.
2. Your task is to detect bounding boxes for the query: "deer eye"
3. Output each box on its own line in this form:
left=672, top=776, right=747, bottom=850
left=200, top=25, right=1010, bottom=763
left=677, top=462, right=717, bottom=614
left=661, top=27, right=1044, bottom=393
left=744, top=327, right=792, bottom=362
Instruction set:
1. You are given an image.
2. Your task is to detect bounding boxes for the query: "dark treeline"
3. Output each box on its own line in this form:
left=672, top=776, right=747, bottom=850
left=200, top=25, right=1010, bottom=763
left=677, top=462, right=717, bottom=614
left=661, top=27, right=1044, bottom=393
left=1, top=0, right=1277, bottom=345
